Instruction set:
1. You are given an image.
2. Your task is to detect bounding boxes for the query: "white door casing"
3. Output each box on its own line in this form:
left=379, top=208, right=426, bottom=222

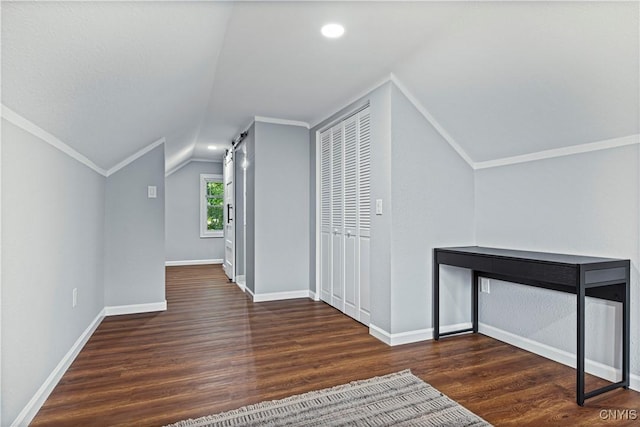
left=318, top=106, right=371, bottom=325
left=331, top=123, right=345, bottom=311
left=223, top=150, right=235, bottom=281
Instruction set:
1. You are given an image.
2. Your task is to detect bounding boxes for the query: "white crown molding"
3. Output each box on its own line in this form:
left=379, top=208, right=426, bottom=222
left=104, top=300, right=167, bottom=316
left=165, top=158, right=192, bottom=178
left=106, top=137, right=165, bottom=177
left=474, top=134, right=640, bottom=170
left=254, top=116, right=310, bottom=129
left=310, top=74, right=391, bottom=129
left=191, top=158, right=223, bottom=163
left=166, top=158, right=223, bottom=178
left=1, top=105, right=107, bottom=176
left=165, top=259, right=223, bottom=266
left=11, top=309, right=105, bottom=427
left=389, top=74, right=475, bottom=168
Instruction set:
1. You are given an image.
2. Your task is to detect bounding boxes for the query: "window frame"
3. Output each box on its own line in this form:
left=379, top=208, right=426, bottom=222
left=200, top=173, right=224, bottom=238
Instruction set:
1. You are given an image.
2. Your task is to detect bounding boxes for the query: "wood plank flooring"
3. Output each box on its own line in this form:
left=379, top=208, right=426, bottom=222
left=32, top=265, right=640, bottom=426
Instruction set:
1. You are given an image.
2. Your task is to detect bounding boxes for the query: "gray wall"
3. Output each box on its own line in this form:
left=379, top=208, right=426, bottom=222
left=1, top=119, right=106, bottom=424
left=165, top=160, right=224, bottom=262
left=389, top=84, right=475, bottom=334
left=310, top=82, right=394, bottom=331
left=475, top=145, right=639, bottom=376
left=253, top=121, right=310, bottom=294
left=245, top=124, right=256, bottom=293
left=104, top=144, right=166, bottom=306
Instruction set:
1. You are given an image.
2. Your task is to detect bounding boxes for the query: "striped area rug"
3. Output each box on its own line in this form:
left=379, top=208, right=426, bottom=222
left=165, top=370, right=492, bottom=426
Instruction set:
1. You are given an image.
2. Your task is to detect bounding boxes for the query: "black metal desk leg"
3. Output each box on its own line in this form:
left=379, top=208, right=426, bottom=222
left=623, top=263, right=630, bottom=389
left=577, top=268, right=586, bottom=406
left=472, top=270, right=479, bottom=333
left=433, top=254, right=440, bottom=341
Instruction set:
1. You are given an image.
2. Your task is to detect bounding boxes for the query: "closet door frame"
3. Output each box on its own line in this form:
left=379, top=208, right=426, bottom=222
left=315, top=102, right=370, bottom=323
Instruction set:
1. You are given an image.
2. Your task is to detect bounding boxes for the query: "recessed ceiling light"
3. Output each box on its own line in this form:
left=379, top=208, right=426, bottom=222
left=321, top=23, right=344, bottom=39
left=207, top=145, right=217, bottom=150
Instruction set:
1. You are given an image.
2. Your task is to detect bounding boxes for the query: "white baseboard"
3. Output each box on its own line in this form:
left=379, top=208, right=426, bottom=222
left=165, top=259, right=223, bottom=266
left=11, top=309, right=105, bottom=427
left=309, top=290, right=320, bottom=301
left=369, top=322, right=472, bottom=346
left=104, top=300, right=167, bottom=316
left=479, top=323, right=639, bottom=392
left=246, top=287, right=255, bottom=299
left=632, top=373, right=640, bottom=392
left=235, top=275, right=246, bottom=292
left=251, top=290, right=312, bottom=303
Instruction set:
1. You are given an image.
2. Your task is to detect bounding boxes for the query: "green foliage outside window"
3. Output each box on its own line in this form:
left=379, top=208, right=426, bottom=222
left=206, top=181, right=224, bottom=231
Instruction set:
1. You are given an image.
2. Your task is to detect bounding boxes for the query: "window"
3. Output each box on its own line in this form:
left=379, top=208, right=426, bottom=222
left=200, top=174, right=224, bottom=238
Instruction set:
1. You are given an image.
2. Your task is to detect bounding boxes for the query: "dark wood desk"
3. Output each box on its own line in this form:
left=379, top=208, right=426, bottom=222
left=433, top=246, right=630, bottom=406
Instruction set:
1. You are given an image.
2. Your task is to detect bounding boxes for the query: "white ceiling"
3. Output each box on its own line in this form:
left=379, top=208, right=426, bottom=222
left=2, top=1, right=638, bottom=171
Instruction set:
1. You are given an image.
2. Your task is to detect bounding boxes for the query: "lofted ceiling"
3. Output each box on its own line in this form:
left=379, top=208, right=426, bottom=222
left=2, top=1, right=638, bottom=173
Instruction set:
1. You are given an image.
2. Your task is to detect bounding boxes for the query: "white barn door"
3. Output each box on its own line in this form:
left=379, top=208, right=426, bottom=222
left=223, top=150, right=235, bottom=281
left=319, top=107, right=371, bottom=325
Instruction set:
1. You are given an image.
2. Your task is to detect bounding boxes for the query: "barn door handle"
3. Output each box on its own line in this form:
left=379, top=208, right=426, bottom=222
left=227, top=204, right=233, bottom=223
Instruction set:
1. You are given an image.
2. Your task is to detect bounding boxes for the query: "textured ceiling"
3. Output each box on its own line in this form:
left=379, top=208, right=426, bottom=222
left=2, top=1, right=638, bottom=171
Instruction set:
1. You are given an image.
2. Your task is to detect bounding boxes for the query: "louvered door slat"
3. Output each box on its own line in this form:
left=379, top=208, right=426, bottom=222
left=321, top=130, right=331, bottom=229
left=331, top=125, right=343, bottom=229
left=343, top=117, right=357, bottom=231
left=358, top=111, right=371, bottom=232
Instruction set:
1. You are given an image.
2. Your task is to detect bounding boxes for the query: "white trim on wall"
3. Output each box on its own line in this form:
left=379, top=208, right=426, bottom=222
left=165, top=158, right=193, bottom=178
left=10, top=309, right=105, bottom=427
left=235, top=275, right=246, bottom=292
left=478, top=323, right=639, bottom=391
left=251, top=290, right=312, bottom=303
left=103, top=301, right=167, bottom=316
left=310, top=75, right=390, bottom=129
left=165, top=259, right=223, bottom=266
left=311, top=76, right=640, bottom=172
left=191, top=158, right=223, bottom=163
left=106, top=137, right=165, bottom=177
left=254, top=116, right=310, bottom=129
left=1, top=105, right=107, bottom=176
left=474, top=134, right=640, bottom=170
left=0, top=105, right=3, bottom=427
left=369, top=322, right=472, bottom=346
left=200, top=173, right=224, bottom=238
left=389, top=73, right=475, bottom=168
left=314, top=129, right=321, bottom=304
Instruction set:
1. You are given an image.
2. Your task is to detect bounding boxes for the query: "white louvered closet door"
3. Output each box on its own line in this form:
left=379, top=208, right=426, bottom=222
left=357, top=110, right=371, bottom=324
left=330, top=123, right=345, bottom=310
left=343, top=115, right=358, bottom=318
left=319, top=107, right=371, bottom=325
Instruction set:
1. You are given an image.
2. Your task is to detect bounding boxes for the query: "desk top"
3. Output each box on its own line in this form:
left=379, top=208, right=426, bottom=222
left=436, top=246, right=625, bottom=266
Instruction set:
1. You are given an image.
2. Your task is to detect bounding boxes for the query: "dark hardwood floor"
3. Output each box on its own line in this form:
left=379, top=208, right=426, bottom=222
left=32, top=265, right=639, bottom=426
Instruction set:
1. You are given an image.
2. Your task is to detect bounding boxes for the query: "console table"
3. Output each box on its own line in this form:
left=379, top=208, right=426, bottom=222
left=433, top=246, right=630, bottom=406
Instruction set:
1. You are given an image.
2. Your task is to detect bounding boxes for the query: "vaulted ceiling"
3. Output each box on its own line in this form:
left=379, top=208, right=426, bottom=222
left=2, top=1, right=638, bottom=172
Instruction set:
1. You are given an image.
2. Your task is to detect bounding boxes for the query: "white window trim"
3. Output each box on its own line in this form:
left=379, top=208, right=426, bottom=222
left=200, top=173, right=224, bottom=238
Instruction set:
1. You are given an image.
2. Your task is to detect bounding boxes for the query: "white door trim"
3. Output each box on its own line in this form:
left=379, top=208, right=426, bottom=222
left=315, top=129, right=321, bottom=301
